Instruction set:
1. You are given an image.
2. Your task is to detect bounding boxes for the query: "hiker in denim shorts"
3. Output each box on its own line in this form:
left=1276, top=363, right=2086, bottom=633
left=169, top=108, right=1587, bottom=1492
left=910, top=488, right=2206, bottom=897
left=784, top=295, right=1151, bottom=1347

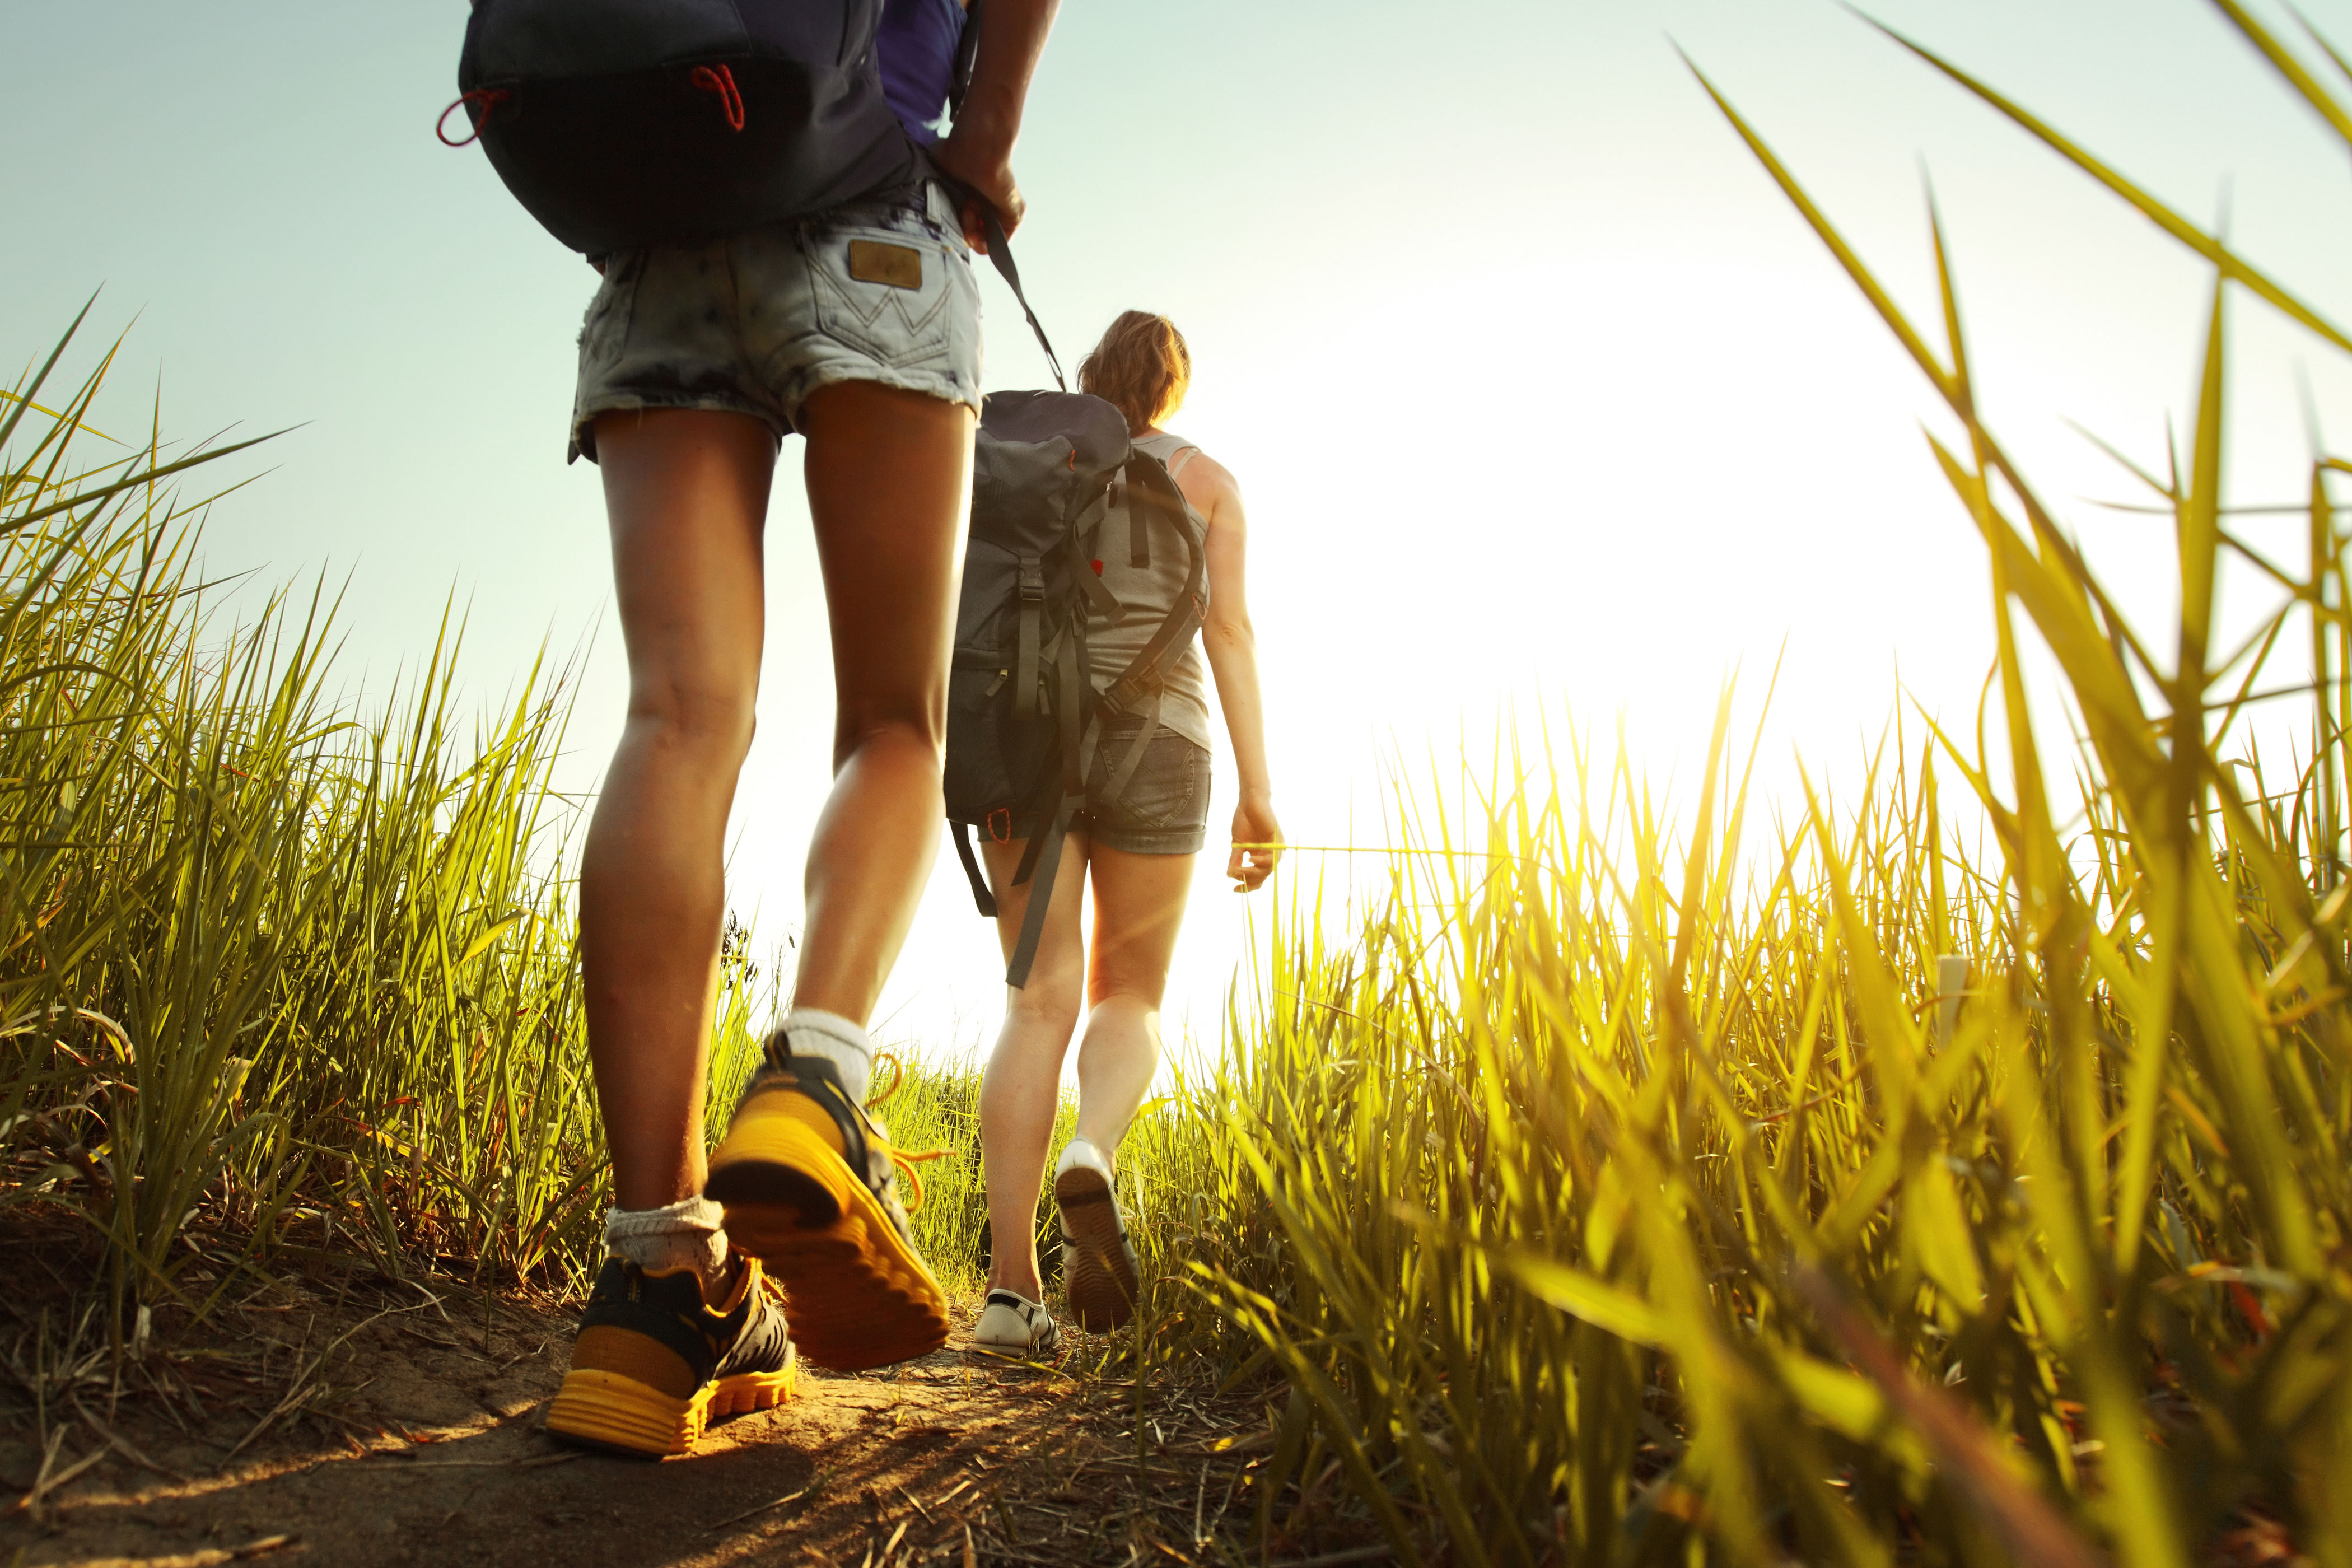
left=969, top=312, right=1284, bottom=1357
left=548, top=0, right=1062, bottom=1443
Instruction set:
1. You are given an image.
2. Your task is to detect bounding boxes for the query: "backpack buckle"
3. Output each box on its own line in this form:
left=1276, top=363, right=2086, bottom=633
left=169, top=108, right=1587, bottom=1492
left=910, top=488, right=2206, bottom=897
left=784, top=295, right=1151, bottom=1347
left=1016, top=556, right=1044, bottom=603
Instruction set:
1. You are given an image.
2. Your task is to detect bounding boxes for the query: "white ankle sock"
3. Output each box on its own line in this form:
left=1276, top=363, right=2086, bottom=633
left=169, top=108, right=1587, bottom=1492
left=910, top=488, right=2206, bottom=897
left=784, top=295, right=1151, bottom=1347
left=780, top=1006, right=874, bottom=1102
left=605, top=1196, right=729, bottom=1295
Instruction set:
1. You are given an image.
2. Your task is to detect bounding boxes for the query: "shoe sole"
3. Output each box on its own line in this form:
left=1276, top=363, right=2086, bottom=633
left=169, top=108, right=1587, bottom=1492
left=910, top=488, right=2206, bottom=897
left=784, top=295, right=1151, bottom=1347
left=544, top=1363, right=797, bottom=1459
left=1055, top=1165, right=1138, bottom=1333
left=706, top=1109, right=950, bottom=1371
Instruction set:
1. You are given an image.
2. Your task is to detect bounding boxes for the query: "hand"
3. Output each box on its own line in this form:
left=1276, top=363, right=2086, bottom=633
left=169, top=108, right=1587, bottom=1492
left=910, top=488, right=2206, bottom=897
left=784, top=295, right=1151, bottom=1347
left=931, top=120, right=1023, bottom=254
left=1226, top=795, right=1281, bottom=894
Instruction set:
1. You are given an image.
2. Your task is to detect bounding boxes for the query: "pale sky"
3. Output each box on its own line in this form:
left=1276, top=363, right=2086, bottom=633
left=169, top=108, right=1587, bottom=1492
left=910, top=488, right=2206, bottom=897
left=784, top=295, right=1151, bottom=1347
left=8, top=0, right=2351, bottom=1069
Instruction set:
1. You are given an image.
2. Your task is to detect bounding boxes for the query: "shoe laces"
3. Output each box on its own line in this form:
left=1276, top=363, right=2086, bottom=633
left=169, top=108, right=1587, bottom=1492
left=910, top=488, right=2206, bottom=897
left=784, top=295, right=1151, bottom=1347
left=859, top=1051, right=951, bottom=1212
left=888, top=1145, right=952, bottom=1212
left=752, top=1263, right=788, bottom=1310
left=866, top=1051, right=908, bottom=1108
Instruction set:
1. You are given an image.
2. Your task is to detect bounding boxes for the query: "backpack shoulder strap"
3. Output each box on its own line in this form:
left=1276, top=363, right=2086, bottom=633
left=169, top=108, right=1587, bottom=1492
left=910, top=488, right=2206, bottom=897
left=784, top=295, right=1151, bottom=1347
left=978, top=204, right=1065, bottom=390
left=924, top=156, right=1065, bottom=390
left=1098, top=457, right=1208, bottom=720
left=949, top=0, right=982, bottom=114
left=1001, top=630, right=1090, bottom=987
left=952, top=820, right=997, bottom=917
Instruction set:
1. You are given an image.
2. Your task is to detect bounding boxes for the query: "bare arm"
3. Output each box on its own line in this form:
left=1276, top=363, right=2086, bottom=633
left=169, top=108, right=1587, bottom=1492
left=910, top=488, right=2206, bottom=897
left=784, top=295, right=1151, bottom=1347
left=1180, top=455, right=1281, bottom=893
left=930, top=0, right=1061, bottom=249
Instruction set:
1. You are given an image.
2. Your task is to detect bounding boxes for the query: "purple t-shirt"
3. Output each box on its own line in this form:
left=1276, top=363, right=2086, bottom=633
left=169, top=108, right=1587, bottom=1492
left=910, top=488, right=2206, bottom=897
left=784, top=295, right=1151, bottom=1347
left=877, top=0, right=965, bottom=147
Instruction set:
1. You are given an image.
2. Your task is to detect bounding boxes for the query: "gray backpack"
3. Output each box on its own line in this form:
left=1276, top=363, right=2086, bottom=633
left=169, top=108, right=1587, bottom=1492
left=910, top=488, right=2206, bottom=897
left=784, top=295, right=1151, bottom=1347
left=944, top=393, right=1207, bottom=986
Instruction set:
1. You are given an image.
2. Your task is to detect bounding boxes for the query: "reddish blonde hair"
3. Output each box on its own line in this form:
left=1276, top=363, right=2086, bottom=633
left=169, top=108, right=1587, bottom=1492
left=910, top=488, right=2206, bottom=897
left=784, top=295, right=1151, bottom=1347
left=1078, top=311, right=1192, bottom=436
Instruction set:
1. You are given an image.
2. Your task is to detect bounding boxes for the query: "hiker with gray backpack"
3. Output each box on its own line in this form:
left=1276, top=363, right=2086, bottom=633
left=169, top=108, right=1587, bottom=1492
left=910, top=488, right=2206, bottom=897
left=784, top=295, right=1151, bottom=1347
left=944, top=312, right=1281, bottom=1354
left=442, top=0, right=1063, bottom=1457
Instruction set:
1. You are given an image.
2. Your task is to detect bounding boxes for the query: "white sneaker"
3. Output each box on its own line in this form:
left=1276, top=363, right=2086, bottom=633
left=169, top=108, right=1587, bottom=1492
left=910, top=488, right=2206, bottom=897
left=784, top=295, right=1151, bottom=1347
left=973, top=1288, right=1060, bottom=1357
left=1053, top=1137, right=1140, bottom=1333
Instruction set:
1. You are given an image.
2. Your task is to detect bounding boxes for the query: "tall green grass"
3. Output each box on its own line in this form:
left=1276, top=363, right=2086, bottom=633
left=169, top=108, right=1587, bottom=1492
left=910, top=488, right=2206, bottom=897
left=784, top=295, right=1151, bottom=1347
left=0, top=310, right=782, bottom=1321
left=1128, top=7, right=2352, bottom=1566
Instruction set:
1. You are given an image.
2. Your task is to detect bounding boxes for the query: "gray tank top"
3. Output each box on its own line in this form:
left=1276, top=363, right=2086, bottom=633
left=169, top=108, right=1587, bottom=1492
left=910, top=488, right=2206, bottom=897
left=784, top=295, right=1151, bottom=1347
left=1088, top=431, right=1215, bottom=754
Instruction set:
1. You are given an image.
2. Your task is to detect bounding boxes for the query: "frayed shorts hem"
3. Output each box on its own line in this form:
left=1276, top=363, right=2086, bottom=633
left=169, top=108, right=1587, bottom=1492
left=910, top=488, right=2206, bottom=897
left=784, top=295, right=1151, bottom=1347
left=996, top=816, right=1206, bottom=857
left=1086, top=820, right=1208, bottom=856
left=569, top=367, right=979, bottom=465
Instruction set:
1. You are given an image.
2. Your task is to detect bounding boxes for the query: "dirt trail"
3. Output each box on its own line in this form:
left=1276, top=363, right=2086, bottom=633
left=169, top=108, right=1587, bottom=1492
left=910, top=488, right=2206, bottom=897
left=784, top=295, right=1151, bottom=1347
left=0, top=1270, right=1298, bottom=1568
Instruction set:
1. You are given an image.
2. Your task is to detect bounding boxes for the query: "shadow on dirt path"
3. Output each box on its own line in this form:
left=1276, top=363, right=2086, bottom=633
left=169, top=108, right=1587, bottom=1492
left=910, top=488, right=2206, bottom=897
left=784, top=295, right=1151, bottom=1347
left=0, top=1276, right=1297, bottom=1568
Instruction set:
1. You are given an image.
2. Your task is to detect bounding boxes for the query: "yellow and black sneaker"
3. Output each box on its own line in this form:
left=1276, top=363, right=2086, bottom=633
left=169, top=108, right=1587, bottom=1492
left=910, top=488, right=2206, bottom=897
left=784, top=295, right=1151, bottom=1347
left=703, top=1036, right=950, bottom=1371
left=545, top=1255, right=797, bottom=1459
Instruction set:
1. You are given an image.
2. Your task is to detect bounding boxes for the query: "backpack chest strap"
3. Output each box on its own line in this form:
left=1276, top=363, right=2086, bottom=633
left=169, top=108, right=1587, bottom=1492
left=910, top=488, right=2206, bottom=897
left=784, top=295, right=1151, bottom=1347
left=1013, top=554, right=1045, bottom=720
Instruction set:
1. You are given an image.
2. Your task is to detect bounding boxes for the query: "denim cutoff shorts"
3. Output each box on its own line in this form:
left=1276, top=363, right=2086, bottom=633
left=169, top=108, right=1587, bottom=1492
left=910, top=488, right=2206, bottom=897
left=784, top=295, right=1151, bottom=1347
left=1009, top=716, right=1211, bottom=856
left=568, top=179, right=982, bottom=461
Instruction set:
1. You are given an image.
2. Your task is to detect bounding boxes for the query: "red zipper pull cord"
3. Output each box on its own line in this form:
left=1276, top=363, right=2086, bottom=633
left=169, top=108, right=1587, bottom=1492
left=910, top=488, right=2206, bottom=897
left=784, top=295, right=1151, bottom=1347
left=438, top=64, right=740, bottom=147
left=689, top=64, right=746, bottom=132
left=435, top=88, right=510, bottom=148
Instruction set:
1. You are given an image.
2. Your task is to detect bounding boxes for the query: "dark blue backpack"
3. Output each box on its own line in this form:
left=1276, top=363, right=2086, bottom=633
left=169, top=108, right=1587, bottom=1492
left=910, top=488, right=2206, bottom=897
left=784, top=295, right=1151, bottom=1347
left=446, top=0, right=920, bottom=256
left=945, top=392, right=1207, bottom=987
left=444, top=0, right=1066, bottom=374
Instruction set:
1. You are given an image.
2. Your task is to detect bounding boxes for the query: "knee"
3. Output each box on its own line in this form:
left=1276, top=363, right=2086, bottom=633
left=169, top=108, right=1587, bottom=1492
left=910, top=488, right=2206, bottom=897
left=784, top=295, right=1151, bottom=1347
left=627, top=672, right=756, bottom=764
left=1085, top=961, right=1167, bottom=1016
left=1005, top=963, right=1084, bottom=1042
left=834, top=702, right=946, bottom=772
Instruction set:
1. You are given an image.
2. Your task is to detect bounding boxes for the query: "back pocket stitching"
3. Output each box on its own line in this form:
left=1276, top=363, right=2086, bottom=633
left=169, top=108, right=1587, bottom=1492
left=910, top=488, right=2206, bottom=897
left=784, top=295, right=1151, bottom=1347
left=802, top=229, right=951, bottom=366
left=1119, top=738, right=1196, bottom=832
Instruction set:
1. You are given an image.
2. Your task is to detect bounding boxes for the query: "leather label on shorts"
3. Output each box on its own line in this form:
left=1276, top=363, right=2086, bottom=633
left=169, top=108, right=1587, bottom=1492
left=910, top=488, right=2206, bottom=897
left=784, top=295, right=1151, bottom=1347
left=848, top=240, right=923, bottom=291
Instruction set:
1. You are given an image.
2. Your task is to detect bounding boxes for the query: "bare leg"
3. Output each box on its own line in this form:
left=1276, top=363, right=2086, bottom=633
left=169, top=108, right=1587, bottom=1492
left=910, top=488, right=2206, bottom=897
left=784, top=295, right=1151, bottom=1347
left=1074, top=846, right=1194, bottom=1154
left=580, top=410, right=774, bottom=1212
left=789, top=381, right=976, bottom=1023
left=977, top=832, right=1089, bottom=1301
